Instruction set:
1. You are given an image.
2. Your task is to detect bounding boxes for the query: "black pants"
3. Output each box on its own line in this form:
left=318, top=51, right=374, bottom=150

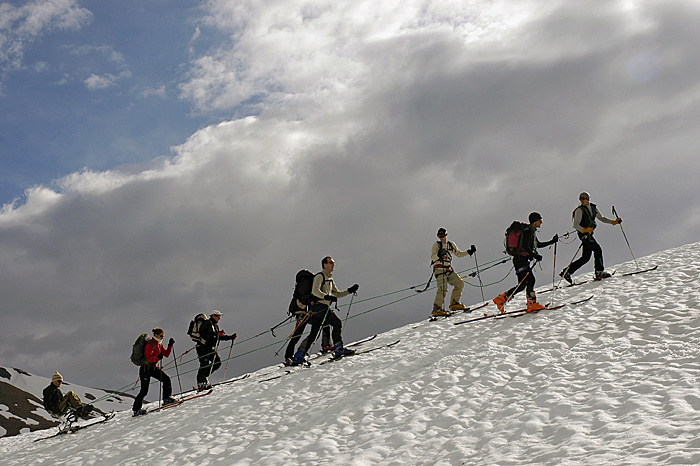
left=505, top=255, right=536, bottom=299
left=196, top=346, right=221, bottom=384
left=285, top=313, right=310, bottom=359
left=299, top=304, right=342, bottom=354
left=567, top=233, right=604, bottom=275
left=133, top=364, right=172, bottom=412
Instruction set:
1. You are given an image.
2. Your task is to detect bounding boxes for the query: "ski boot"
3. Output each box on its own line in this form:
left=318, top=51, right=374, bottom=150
left=594, top=270, right=611, bottom=281
left=198, top=380, right=212, bottom=391
left=77, top=404, right=93, bottom=419
left=333, top=342, right=355, bottom=358
left=526, top=294, right=545, bottom=313
left=133, top=409, right=147, bottom=417
left=432, top=305, right=449, bottom=317
left=449, top=302, right=467, bottom=311
left=163, top=397, right=177, bottom=405
left=321, top=344, right=335, bottom=354
left=560, top=270, right=573, bottom=284
left=291, top=350, right=307, bottom=366
left=493, top=293, right=509, bottom=313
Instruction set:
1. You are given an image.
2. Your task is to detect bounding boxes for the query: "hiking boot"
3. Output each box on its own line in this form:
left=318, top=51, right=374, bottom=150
left=77, top=404, right=93, bottom=419
left=526, top=295, right=545, bottom=313
left=133, top=409, right=147, bottom=417
left=197, top=382, right=212, bottom=391
left=493, top=293, right=508, bottom=313
left=321, top=345, right=335, bottom=354
left=291, top=350, right=307, bottom=366
left=163, top=397, right=177, bottom=405
left=333, top=342, right=355, bottom=358
left=432, top=305, right=449, bottom=317
left=595, top=271, right=611, bottom=281
left=449, top=302, right=467, bottom=311
left=560, top=271, right=573, bottom=284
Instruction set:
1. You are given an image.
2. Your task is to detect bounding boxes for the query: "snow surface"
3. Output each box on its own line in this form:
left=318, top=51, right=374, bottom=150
left=2, top=243, right=699, bottom=465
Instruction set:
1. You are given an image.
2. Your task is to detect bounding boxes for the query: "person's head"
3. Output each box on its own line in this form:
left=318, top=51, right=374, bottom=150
left=529, top=212, right=543, bottom=229
left=52, top=371, right=63, bottom=387
left=152, top=327, right=165, bottom=341
left=437, top=228, right=447, bottom=242
left=211, top=310, right=223, bottom=322
left=322, top=256, right=335, bottom=273
left=579, top=192, right=590, bottom=205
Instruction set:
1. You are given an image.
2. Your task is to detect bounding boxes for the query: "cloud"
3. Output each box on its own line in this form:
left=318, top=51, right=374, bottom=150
left=0, top=0, right=91, bottom=78
left=2, top=0, right=700, bottom=390
left=84, top=70, right=132, bottom=90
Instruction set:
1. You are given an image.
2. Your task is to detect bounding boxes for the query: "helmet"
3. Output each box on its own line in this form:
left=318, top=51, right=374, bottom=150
left=528, top=212, right=542, bottom=224
left=579, top=192, right=590, bottom=201
left=437, top=228, right=447, bottom=237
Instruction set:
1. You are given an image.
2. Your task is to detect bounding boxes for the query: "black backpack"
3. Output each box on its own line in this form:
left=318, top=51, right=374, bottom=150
left=130, top=333, right=149, bottom=366
left=504, top=221, right=529, bottom=256
left=287, top=269, right=321, bottom=315
left=187, top=313, right=209, bottom=345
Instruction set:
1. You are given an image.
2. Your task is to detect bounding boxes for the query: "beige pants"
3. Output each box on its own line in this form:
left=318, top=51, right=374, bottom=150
left=57, top=391, right=82, bottom=415
left=433, top=268, right=464, bottom=309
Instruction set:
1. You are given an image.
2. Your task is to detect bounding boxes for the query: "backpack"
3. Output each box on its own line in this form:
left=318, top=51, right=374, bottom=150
left=130, top=333, right=149, bottom=366
left=187, top=313, right=209, bottom=345
left=504, top=221, right=529, bottom=256
left=287, top=269, right=321, bottom=315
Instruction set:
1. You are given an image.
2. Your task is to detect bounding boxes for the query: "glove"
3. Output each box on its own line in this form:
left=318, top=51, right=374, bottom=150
left=217, top=331, right=224, bottom=337
left=468, top=245, right=476, bottom=256
left=324, top=294, right=338, bottom=303
left=613, top=218, right=622, bottom=225
left=168, top=338, right=175, bottom=347
left=158, top=353, right=164, bottom=360
left=552, top=234, right=558, bottom=243
left=581, top=227, right=594, bottom=234
left=348, top=284, right=359, bottom=294
left=223, top=333, right=237, bottom=341
left=533, top=254, right=543, bottom=262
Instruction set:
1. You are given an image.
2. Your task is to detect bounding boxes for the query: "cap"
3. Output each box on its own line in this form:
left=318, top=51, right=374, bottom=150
left=52, top=371, right=63, bottom=383
left=579, top=191, right=590, bottom=200
left=211, top=310, right=223, bottom=317
left=437, top=228, right=447, bottom=237
left=528, top=212, right=542, bottom=224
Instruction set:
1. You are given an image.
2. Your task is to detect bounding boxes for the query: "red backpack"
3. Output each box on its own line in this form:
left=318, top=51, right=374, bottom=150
left=504, top=221, right=529, bottom=256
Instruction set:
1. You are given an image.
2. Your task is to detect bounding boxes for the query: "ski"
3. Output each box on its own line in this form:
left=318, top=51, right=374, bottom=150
left=621, top=265, right=658, bottom=276
left=148, top=389, right=213, bottom=413
left=258, top=364, right=311, bottom=383
left=428, top=302, right=489, bottom=321
left=318, top=339, right=401, bottom=365
left=454, top=296, right=593, bottom=325
left=501, top=304, right=566, bottom=319
left=35, top=412, right=115, bottom=442
left=308, top=334, right=378, bottom=359
left=174, top=373, right=250, bottom=398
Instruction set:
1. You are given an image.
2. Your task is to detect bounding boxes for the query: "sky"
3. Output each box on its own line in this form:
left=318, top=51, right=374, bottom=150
left=1, top=0, right=699, bottom=391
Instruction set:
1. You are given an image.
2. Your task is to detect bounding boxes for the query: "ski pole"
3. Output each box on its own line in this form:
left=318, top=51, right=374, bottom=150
left=273, top=309, right=311, bottom=357
left=412, top=269, right=434, bottom=293
left=557, top=241, right=583, bottom=289
left=343, top=291, right=356, bottom=329
left=472, top=247, right=485, bottom=302
left=173, top=343, right=183, bottom=397
left=548, top=241, right=558, bottom=307
left=222, top=338, right=236, bottom=383
left=207, top=341, right=221, bottom=384
left=612, top=206, right=639, bottom=270
left=158, top=359, right=163, bottom=409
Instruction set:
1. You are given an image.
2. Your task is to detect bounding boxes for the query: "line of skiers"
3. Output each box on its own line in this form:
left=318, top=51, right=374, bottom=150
left=432, top=191, right=621, bottom=316
left=47, top=191, right=620, bottom=419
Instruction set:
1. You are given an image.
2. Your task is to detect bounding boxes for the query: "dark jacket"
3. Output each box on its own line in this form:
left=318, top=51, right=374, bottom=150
left=197, top=318, right=234, bottom=348
left=43, top=383, right=63, bottom=416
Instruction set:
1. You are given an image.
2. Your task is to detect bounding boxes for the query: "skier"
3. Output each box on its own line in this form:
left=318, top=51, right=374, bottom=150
left=431, top=228, right=476, bottom=317
left=493, top=213, right=558, bottom=313
left=560, top=192, right=621, bottom=283
left=291, top=256, right=359, bottom=364
left=43, top=371, right=93, bottom=419
left=132, top=328, right=177, bottom=416
left=195, top=310, right=236, bottom=391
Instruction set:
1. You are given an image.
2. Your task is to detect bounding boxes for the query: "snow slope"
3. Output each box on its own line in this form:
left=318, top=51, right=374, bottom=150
left=2, top=243, right=699, bottom=465
left=0, top=367, right=133, bottom=437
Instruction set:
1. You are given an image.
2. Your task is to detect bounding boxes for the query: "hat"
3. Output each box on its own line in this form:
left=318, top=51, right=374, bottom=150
left=528, top=212, right=543, bottom=224
left=437, top=228, right=447, bottom=237
left=211, top=310, right=223, bottom=317
left=52, top=371, right=63, bottom=383
left=579, top=191, right=590, bottom=200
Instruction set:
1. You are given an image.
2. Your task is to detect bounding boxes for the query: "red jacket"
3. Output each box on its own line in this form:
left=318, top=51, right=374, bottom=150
left=144, top=338, right=172, bottom=364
